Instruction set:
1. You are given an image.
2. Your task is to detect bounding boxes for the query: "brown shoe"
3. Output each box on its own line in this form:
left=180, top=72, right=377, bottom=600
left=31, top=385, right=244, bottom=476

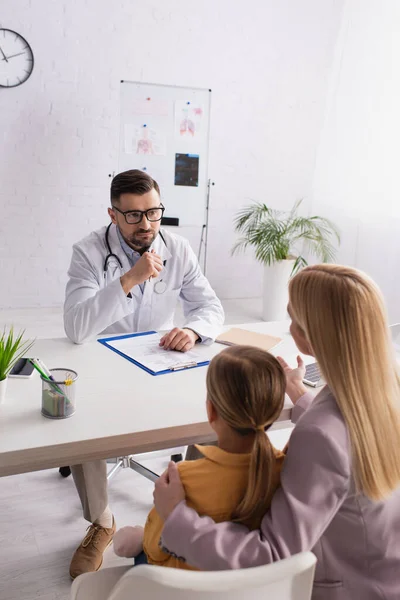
left=69, top=518, right=116, bottom=580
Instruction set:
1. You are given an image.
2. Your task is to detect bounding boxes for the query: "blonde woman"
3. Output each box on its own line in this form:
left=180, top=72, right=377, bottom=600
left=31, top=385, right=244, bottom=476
left=154, top=264, right=400, bottom=599
left=113, top=347, right=286, bottom=568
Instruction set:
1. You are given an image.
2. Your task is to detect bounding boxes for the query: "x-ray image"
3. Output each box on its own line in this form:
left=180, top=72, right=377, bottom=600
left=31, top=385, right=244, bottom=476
left=174, top=153, right=200, bottom=187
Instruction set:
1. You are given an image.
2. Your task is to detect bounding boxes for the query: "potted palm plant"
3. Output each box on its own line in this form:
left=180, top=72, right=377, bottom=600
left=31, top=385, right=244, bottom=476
left=232, top=200, right=340, bottom=321
left=0, top=328, right=34, bottom=403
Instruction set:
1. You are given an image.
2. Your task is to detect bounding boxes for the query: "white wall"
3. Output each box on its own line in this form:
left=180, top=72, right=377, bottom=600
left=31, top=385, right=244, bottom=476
left=311, top=0, right=400, bottom=323
left=0, top=0, right=343, bottom=308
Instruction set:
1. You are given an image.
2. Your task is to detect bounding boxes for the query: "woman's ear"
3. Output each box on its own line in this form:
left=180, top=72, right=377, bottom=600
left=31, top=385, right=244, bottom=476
left=290, top=318, right=314, bottom=357
left=303, top=337, right=314, bottom=356
left=298, top=327, right=314, bottom=356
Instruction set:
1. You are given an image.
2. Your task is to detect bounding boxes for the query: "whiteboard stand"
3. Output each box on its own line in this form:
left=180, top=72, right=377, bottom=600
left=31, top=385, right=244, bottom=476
left=198, top=179, right=214, bottom=275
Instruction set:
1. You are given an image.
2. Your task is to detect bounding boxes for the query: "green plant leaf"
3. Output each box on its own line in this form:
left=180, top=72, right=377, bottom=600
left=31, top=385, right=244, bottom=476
left=232, top=200, right=340, bottom=268
left=291, top=255, right=308, bottom=275
left=232, top=202, right=292, bottom=265
left=0, top=328, right=35, bottom=381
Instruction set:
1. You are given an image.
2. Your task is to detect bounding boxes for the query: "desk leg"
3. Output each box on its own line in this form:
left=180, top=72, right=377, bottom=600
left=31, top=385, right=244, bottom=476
left=107, top=459, right=125, bottom=482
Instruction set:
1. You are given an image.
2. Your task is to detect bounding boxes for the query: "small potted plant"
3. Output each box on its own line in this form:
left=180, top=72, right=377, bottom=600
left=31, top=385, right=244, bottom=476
left=0, top=328, right=34, bottom=403
left=232, top=200, right=340, bottom=321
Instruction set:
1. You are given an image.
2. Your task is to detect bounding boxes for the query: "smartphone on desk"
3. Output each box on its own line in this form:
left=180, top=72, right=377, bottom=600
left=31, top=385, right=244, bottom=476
left=9, top=358, right=35, bottom=378
left=303, top=362, right=324, bottom=388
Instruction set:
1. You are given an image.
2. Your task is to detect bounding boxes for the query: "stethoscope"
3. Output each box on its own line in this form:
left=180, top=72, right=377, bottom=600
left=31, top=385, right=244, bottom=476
left=104, top=223, right=168, bottom=294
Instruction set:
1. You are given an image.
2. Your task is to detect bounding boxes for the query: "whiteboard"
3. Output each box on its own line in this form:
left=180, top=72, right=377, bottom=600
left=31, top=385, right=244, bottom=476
left=119, top=81, right=211, bottom=228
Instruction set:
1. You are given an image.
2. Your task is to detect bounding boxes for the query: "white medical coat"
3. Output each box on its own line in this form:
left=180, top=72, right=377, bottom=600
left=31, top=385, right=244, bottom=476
left=64, top=224, right=224, bottom=344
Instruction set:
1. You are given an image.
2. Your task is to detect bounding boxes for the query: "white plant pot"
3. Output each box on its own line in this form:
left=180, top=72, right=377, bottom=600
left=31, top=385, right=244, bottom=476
left=262, top=259, right=296, bottom=322
left=0, top=377, right=7, bottom=404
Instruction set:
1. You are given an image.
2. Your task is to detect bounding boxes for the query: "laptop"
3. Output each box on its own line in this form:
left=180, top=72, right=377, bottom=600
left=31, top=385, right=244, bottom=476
left=303, top=323, right=400, bottom=388
left=390, top=323, right=400, bottom=353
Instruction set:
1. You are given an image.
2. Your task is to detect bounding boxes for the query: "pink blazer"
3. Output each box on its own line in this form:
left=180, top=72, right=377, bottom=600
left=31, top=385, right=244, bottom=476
left=161, top=388, right=400, bottom=599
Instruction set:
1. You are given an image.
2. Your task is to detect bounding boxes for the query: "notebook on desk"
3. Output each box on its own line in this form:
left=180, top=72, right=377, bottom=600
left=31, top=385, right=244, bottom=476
left=216, top=328, right=282, bottom=352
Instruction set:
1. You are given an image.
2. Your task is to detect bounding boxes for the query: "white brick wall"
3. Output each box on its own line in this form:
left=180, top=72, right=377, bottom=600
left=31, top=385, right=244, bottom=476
left=311, top=0, right=400, bottom=324
left=0, top=0, right=343, bottom=308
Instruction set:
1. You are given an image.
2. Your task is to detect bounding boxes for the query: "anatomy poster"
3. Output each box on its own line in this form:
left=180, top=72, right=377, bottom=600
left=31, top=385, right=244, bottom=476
left=174, top=102, right=203, bottom=138
left=174, top=153, right=199, bottom=187
left=124, top=125, right=166, bottom=155
left=130, top=99, right=169, bottom=116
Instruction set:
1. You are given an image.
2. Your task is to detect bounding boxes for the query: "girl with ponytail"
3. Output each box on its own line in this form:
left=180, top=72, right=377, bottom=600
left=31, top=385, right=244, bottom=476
left=113, top=345, right=287, bottom=567
left=206, top=346, right=286, bottom=530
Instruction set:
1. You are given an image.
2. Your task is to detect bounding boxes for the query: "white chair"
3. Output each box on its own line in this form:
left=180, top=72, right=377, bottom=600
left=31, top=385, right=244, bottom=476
left=70, top=552, right=316, bottom=600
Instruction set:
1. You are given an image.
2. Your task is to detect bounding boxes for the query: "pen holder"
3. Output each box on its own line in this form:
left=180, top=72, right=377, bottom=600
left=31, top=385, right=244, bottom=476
left=41, top=368, right=78, bottom=419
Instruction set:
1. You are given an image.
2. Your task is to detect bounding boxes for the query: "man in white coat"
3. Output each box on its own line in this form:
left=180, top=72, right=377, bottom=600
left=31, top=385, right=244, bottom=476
left=64, top=169, right=224, bottom=579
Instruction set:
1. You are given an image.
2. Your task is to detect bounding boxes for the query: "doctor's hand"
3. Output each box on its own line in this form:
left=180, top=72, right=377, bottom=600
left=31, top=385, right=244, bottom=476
left=153, top=461, right=185, bottom=521
left=159, top=327, right=199, bottom=352
left=120, top=250, right=163, bottom=295
left=276, top=355, right=307, bottom=405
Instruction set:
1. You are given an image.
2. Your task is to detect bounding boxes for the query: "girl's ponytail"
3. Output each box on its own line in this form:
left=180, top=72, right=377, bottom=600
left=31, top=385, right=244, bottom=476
left=233, top=427, right=275, bottom=529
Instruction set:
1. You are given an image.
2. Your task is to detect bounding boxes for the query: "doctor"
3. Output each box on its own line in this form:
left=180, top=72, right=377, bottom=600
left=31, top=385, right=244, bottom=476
left=64, top=169, right=224, bottom=579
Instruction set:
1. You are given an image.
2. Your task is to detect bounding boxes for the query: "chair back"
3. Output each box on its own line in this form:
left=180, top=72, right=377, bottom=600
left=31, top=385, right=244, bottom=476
left=71, top=552, right=316, bottom=600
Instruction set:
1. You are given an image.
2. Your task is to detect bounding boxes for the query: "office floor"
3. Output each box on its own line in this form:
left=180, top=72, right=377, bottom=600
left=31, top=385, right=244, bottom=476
left=0, top=299, right=291, bottom=600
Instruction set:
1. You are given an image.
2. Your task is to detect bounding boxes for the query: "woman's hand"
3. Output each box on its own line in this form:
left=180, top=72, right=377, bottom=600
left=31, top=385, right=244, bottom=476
left=277, top=355, right=307, bottom=404
left=153, top=461, right=185, bottom=521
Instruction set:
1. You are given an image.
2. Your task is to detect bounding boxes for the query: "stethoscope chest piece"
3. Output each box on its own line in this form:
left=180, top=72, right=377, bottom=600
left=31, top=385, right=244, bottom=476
left=154, top=280, right=167, bottom=294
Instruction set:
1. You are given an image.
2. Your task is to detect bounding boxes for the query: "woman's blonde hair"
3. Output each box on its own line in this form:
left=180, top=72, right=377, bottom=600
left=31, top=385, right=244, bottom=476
left=206, top=345, right=286, bottom=528
left=289, top=264, right=400, bottom=500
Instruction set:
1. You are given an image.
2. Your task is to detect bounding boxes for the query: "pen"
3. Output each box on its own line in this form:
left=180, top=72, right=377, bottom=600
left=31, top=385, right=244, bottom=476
left=170, top=361, right=198, bottom=371
left=28, top=359, right=67, bottom=398
left=37, top=359, right=71, bottom=398
left=35, top=358, right=54, bottom=380
left=149, top=259, right=167, bottom=284
left=28, top=358, right=51, bottom=381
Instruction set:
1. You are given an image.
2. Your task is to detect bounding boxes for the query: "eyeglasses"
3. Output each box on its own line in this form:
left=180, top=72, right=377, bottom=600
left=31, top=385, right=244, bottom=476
left=112, top=204, right=165, bottom=225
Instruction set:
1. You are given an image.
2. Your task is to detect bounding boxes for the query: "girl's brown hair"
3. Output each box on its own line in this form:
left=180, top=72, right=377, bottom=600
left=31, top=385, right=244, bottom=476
left=206, top=345, right=286, bottom=528
left=289, top=264, right=400, bottom=500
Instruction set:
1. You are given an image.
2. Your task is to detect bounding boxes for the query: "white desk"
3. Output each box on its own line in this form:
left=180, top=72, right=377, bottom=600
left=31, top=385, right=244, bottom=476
left=0, top=322, right=304, bottom=478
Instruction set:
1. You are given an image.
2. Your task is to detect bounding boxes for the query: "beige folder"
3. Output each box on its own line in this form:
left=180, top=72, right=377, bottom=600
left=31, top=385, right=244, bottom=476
left=216, top=328, right=282, bottom=352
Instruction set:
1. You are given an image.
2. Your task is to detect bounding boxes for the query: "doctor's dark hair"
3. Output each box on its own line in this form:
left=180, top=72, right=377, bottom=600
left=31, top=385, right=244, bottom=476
left=206, top=346, right=286, bottom=529
left=110, top=170, right=160, bottom=203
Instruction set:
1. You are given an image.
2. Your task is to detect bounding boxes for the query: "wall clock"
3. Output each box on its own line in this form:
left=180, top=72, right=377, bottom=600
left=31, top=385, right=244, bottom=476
left=0, top=28, right=34, bottom=88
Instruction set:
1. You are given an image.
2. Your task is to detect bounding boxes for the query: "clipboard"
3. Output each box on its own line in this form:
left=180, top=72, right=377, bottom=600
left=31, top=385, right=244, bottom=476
left=98, top=331, right=211, bottom=376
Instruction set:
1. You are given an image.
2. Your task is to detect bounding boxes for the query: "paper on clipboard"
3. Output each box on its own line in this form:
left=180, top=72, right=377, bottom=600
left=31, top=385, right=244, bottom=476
left=105, top=332, right=221, bottom=373
left=216, top=328, right=282, bottom=352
